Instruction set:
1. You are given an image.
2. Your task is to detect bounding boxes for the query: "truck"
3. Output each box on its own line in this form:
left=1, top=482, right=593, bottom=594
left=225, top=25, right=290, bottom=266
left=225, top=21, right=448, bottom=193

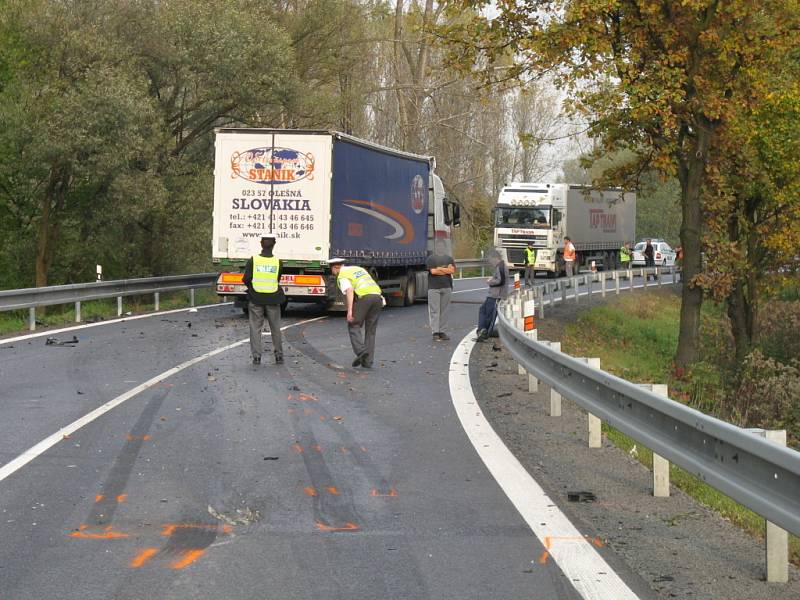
left=492, top=182, right=635, bottom=276
left=212, top=129, right=460, bottom=311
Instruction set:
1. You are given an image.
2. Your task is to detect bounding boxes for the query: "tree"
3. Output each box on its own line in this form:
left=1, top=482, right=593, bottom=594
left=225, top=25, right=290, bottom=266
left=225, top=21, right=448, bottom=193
left=442, top=0, right=800, bottom=371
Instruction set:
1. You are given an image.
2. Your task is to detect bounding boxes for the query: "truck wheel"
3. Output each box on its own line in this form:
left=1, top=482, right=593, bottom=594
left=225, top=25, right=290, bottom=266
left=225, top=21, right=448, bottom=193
left=280, top=300, right=289, bottom=316
left=403, top=272, right=416, bottom=306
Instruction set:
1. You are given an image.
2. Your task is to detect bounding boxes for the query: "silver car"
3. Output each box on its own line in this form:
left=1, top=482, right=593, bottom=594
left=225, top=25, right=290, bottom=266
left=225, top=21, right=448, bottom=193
left=632, top=240, right=677, bottom=267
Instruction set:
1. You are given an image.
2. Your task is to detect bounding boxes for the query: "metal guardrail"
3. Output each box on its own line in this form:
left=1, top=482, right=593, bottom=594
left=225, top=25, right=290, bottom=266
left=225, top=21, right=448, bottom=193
left=496, top=271, right=800, bottom=537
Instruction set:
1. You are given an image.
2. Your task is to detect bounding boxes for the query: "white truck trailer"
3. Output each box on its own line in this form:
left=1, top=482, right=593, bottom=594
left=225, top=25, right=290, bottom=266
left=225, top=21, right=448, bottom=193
left=492, top=183, right=635, bottom=276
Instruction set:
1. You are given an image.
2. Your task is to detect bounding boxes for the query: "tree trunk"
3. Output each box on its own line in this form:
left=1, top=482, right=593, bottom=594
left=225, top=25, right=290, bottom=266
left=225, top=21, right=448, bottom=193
left=35, top=195, right=51, bottom=289
left=726, top=280, right=752, bottom=366
left=674, top=126, right=712, bottom=372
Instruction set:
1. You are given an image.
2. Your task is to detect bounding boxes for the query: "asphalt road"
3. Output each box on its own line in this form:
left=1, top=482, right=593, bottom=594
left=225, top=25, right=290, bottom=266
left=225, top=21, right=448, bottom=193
left=0, top=273, right=661, bottom=599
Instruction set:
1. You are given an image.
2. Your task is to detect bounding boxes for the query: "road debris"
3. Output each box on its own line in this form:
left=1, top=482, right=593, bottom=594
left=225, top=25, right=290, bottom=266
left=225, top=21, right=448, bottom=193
left=45, top=335, right=79, bottom=346
left=567, top=491, right=597, bottom=502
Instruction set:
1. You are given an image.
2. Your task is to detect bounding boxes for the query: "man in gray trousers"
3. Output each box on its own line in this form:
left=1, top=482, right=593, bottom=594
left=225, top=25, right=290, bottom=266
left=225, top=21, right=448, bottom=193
left=242, top=236, right=284, bottom=365
left=426, top=239, right=455, bottom=341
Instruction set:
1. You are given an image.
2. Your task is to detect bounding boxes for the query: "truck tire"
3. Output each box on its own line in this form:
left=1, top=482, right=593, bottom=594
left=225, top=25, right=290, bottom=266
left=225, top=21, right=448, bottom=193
left=403, top=271, right=416, bottom=306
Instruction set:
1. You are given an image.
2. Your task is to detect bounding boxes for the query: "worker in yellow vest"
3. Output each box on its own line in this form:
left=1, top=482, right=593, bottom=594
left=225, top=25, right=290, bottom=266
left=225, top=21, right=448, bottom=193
left=243, top=236, right=284, bottom=365
left=329, top=258, right=383, bottom=368
left=524, top=242, right=537, bottom=287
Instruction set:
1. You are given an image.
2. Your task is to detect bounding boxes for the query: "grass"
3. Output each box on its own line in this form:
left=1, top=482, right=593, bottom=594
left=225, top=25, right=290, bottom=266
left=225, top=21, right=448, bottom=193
left=558, top=292, right=800, bottom=565
left=0, top=288, right=223, bottom=336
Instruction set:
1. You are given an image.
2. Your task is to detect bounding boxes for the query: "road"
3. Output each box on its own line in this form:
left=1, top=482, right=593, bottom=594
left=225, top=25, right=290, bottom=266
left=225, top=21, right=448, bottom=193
left=0, top=274, right=661, bottom=599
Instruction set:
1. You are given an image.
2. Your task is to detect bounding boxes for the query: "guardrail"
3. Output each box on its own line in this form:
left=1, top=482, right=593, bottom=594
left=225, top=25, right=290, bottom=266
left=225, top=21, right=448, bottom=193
left=0, top=274, right=218, bottom=331
left=495, top=266, right=800, bottom=577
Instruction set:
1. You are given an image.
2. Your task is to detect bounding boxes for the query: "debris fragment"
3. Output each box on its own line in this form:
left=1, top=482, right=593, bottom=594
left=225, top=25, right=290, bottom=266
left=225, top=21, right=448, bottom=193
left=496, top=392, right=512, bottom=398
left=567, top=491, right=597, bottom=502
left=263, top=456, right=279, bottom=461
left=45, top=336, right=79, bottom=346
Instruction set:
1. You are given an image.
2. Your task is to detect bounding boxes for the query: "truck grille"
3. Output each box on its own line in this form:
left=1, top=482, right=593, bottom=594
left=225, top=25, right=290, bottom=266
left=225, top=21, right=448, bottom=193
left=498, top=233, right=549, bottom=242
left=506, top=248, right=526, bottom=264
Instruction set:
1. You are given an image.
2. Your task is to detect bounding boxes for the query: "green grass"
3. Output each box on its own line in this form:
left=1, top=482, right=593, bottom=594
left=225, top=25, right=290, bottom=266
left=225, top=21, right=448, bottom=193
left=0, top=288, right=223, bottom=336
left=559, top=292, right=800, bottom=565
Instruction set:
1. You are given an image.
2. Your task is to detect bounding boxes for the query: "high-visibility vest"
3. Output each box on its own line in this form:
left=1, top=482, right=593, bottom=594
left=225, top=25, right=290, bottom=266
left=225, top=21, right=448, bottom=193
left=251, top=255, right=280, bottom=293
left=564, top=242, right=576, bottom=261
left=525, top=247, right=537, bottom=265
left=620, top=246, right=631, bottom=263
left=337, top=266, right=382, bottom=297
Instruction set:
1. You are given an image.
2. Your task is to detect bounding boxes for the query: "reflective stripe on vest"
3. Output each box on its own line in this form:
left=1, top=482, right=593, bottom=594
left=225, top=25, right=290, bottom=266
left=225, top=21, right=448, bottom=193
left=338, top=266, right=382, bottom=297
left=564, top=243, right=576, bottom=261
left=252, top=255, right=280, bottom=293
left=525, top=248, right=537, bottom=265
left=620, top=246, right=631, bottom=262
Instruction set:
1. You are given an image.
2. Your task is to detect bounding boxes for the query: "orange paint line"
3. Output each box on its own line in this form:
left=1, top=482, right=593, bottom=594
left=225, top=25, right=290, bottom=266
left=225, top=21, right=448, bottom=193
left=315, top=520, right=359, bottom=532
left=287, top=394, right=294, bottom=401
left=312, top=444, right=322, bottom=453
left=292, top=443, right=304, bottom=454
left=170, top=549, right=205, bottom=569
left=319, top=416, right=327, bottom=422
left=130, top=547, right=159, bottom=568
left=126, top=434, right=152, bottom=441
left=95, top=494, right=104, bottom=503
left=539, top=550, right=550, bottom=564
left=325, top=486, right=339, bottom=496
left=161, top=523, right=228, bottom=537
left=337, top=373, right=347, bottom=379
left=360, top=446, right=368, bottom=453
left=304, top=487, right=318, bottom=497
left=116, top=494, right=127, bottom=503
left=370, top=488, right=398, bottom=497
left=298, top=393, right=316, bottom=402
left=340, top=447, right=350, bottom=454
left=592, top=536, right=604, bottom=547
left=69, top=525, right=129, bottom=539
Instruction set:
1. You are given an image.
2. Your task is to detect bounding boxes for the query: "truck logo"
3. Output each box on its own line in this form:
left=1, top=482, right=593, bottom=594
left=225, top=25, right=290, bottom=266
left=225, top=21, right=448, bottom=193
left=589, top=209, right=617, bottom=233
left=343, top=200, right=414, bottom=244
left=411, top=175, right=425, bottom=214
left=230, top=147, right=314, bottom=185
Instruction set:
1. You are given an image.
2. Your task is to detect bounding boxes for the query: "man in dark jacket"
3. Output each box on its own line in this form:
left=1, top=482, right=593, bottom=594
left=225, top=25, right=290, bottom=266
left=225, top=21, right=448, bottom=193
left=242, top=236, right=285, bottom=365
left=476, top=249, right=509, bottom=342
left=643, top=239, right=656, bottom=280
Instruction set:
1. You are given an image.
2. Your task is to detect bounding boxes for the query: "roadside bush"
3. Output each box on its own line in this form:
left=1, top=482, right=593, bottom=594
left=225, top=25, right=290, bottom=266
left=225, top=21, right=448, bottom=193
left=757, top=300, right=800, bottom=364
left=731, top=350, right=800, bottom=448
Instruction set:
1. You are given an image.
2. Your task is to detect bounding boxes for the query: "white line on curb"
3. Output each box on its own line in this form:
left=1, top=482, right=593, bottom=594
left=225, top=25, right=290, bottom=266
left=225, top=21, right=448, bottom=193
left=448, top=333, right=640, bottom=600
left=0, top=316, right=326, bottom=484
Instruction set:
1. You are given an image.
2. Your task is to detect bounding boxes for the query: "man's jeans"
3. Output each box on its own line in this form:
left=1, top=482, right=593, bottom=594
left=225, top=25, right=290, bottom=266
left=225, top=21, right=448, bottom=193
left=428, top=287, right=452, bottom=333
left=478, top=297, right=498, bottom=333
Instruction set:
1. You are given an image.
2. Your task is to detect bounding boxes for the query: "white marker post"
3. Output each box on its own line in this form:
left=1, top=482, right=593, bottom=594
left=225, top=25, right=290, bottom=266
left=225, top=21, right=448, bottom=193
left=576, top=357, right=602, bottom=447
left=638, top=384, right=671, bottom=497
left=523, top=299, right=538, bottom=392
left=96, top=264, right=102, bottom=282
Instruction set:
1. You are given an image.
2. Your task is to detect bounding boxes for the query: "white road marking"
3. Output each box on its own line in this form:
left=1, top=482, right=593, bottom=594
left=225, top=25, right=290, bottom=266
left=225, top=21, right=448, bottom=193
left=448, top=334, right=640, bottom=600
left=0, top=316, right=326, bottom=483
left=0, top=302, right=233, bottom=346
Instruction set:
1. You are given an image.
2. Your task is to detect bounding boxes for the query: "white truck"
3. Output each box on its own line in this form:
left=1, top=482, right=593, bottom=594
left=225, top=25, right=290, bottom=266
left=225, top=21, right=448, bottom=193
left=493, top=183, right=636, bottom=276
left=213, top=129, right=460, bottom=311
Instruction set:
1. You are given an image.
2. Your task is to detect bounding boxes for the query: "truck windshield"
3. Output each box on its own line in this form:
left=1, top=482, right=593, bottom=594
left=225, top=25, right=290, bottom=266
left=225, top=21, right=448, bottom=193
left=494, top=206, right=550, bottom=228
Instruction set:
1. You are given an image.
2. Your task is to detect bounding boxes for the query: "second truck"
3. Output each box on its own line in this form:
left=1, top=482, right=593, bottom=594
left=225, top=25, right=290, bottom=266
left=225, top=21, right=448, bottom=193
left=493, top=182, right=635, bottom=276
left=212, top=129, right=460, bottom=311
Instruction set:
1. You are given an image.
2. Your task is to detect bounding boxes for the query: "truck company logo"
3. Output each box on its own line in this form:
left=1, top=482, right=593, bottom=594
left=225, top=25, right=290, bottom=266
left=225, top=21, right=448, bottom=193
left=411, top=175, right=425, bottom=214
left=343, top=200, right=414, bottom=244
left=589, top=209, right=617, bottom=233
left=230, top=147, right=315, bottom=185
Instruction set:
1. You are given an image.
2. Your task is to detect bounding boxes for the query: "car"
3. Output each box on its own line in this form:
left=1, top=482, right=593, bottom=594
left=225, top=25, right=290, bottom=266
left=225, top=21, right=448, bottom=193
left=632, top=240, right=677, bottom=267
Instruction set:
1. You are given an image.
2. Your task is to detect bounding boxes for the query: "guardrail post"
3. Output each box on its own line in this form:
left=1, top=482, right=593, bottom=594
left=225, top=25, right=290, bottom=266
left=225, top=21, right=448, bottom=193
left=117, top=296, right=123, bottom=317
left=523, top=299, right=538, bottom=392
left=75, top=301, right=81, bottom=323
left=576, top=357, right=602, bottom=447
left=561, top=281, right=567, bottom=304
left=751, top=429, right=789, bottom=583
left=537, top=341, right=563, bottom=416
left=601, top=273, right=606, bottom=298
left=28, top=307, right=35, bottom=331
left=587, top=274, right=592, bottom=298
left=189, top=288, right=195, bottom=307
left=615, top=271, right=620, bottom=295
left=154, top=292, right=160, bottom=312
left=637, top=384, right=671, bottom=497
left=573, top=277, right=579, bottom=303
left=537, top=288, right=544, bottom=319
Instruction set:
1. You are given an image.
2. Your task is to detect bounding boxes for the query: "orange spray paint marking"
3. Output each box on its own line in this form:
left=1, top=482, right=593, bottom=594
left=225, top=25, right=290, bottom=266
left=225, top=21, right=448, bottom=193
left=315, top=520, right=359, bottom=533
left=161, top=523, right=232, bottom=537
left=116, top=494, right=127, bottom=503
left=287, top=408, right=296, bottom=414
left=312, top=444, right=322, bottom=453
left=94, top=494, right=104, bottom=503
left=537, top=535, right=602, bottom=564
left=325, top=486, right=339, bottom=496
left=304, top=487, right=318, bottom=497
left=69, top=525, right=129, bottom=539
left=370, top=488, right=398, bottom=497
left=291, top=443, right=304, bottom=454
left=130, top=548, right=159, bottom=568
left=126, top=434, right=151, bottom=441
left=340, top=447, right=350, bottom=454
left=287, top=394, right=294, bottom=401
left=303, top=408, right=314, bottom=415
left=298, top=393, right=316, bottom=402
left=338, top=373, right=348, bottom=380
left=319, top=416, right=327, bottom=422
left=360, top=446, right=368, bottom=453
left=170, top=549, right=205, bottom=569
left=539, top=550, right=550, bottom=564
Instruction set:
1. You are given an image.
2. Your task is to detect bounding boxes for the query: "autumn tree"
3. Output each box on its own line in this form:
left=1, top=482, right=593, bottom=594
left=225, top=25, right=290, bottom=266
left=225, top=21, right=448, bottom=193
left=442, top=0, right=800, bottom=370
